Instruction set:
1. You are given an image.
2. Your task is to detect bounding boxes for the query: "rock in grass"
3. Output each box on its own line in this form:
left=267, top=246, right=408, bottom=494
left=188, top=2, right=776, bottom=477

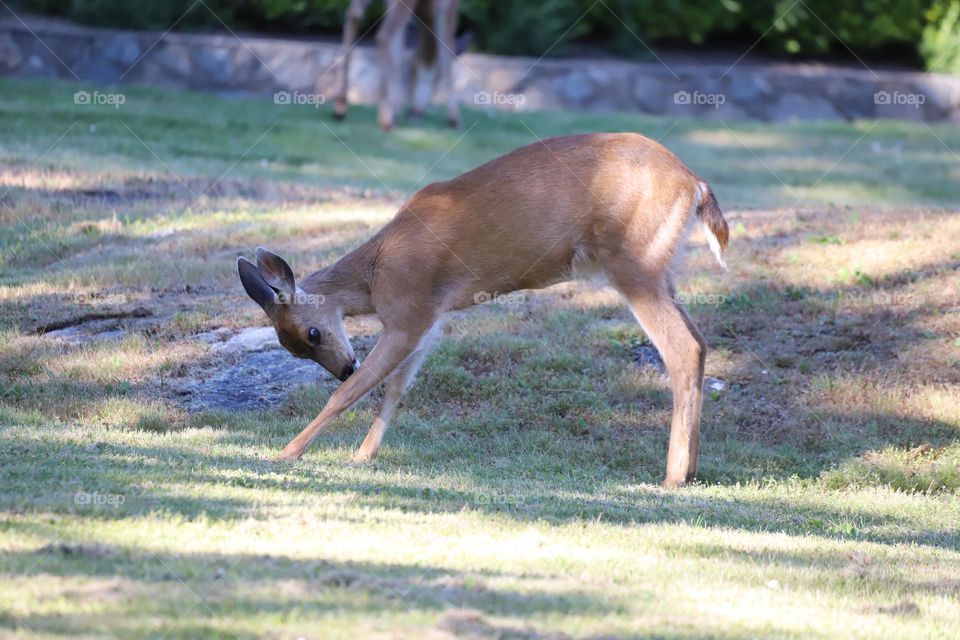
left=632, top=344, right=666, bottom=374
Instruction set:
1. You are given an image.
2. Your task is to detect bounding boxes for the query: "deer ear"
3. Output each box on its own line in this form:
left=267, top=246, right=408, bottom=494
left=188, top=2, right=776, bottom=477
left=238, top=256, right=276, bottom=316
left=255, top=247, right=296, bottom=294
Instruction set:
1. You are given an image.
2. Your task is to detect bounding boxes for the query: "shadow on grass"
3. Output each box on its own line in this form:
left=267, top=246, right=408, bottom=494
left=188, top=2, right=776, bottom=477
left=1, top=411, right=955, bottom=552
left=0, top=544, right=617, bottom=639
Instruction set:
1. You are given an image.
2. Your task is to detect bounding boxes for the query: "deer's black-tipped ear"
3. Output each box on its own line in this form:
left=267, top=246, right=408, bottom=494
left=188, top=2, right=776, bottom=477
left=238, top=256, right=276, bottom=315
left=255, top=247, right=296, bottom=294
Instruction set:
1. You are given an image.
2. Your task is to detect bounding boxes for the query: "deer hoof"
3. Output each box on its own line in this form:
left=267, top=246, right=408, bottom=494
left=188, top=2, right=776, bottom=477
left=274, top=448, right=302, bottom=463
left=332, top=98, right=348, bottom=121
left=348, top=449, right=378, bottom=465
left=661, top=476, right=690, bottom=489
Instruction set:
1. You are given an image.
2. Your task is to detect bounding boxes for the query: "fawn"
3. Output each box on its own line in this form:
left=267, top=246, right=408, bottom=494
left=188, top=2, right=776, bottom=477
left=238, top=133, right=728, bottom=487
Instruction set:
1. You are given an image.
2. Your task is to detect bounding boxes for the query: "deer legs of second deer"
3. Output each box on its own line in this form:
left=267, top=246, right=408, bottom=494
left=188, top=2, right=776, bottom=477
left=434, top=0, right=460, bottom=128
left=330, top=0, right=371, bottom=121
left=376, top=2, right=414, bottom=130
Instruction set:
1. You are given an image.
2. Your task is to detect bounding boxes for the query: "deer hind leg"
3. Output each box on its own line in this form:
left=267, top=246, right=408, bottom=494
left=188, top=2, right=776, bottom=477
left=331, top=0, right=371, bottom=121
left=434, top=0, right=461, bottom=128
left=376, top=1, right=415, bottom=130
left=607, top=265, right=707, bottom=488
left=406, top=0, right=437, bottom=121
left=351, top=319, right=442, bottom=463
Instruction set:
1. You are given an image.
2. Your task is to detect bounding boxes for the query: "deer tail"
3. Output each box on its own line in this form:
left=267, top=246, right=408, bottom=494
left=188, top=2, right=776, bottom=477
left=695, top=181, right=729, bottom=271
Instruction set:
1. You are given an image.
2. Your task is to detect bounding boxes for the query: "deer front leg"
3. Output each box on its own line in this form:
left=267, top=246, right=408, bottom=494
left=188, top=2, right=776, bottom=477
left=351, top=320, right=441, bottom=462
left=276, top=327, right=427, bottom=461
left=330, top=0, right=370, bottom=121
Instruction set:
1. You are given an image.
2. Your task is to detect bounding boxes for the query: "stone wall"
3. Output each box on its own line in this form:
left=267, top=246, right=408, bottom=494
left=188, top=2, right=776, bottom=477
left=2, top=16, right=959, bottom=122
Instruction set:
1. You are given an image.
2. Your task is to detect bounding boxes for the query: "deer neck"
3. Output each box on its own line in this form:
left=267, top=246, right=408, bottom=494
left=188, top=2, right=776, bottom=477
left=300, top=241, right=379, bottom=316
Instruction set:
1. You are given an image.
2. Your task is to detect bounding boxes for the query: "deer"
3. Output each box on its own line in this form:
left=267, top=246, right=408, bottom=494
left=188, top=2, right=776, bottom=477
left=238, top=132, right=729, bottom=488
left=328, top=0, right=461, bottom=130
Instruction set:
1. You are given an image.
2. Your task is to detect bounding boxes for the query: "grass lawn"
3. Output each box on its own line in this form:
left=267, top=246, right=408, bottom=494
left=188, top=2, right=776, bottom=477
left=1, top=78, right=959, bottom=639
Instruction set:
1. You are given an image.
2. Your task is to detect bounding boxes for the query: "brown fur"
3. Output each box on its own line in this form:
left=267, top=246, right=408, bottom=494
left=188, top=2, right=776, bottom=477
left=239, top=133, right=729, bottom=487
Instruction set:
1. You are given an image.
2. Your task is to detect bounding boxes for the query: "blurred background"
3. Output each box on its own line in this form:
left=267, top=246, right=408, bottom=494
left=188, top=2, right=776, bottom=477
left=17, top=0, right=960, bottom=70
left=6, top=0, right=960, bottom=123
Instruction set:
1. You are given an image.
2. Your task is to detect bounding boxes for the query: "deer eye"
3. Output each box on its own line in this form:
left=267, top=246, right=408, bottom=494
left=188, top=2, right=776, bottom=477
left=307, top=327, right=321, bottom=344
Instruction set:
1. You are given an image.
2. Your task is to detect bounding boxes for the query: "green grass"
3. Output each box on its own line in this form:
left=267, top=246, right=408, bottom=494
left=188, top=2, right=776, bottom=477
left=1, top=78, right=959, bottom=639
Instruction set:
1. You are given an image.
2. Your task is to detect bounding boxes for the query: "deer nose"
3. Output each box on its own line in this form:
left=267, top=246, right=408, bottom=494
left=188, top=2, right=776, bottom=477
left=339, top=360, right=358, bottom=382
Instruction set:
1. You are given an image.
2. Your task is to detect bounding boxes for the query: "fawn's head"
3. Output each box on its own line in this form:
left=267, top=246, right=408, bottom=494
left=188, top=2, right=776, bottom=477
left=237, top=248, right=359, bottom=381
